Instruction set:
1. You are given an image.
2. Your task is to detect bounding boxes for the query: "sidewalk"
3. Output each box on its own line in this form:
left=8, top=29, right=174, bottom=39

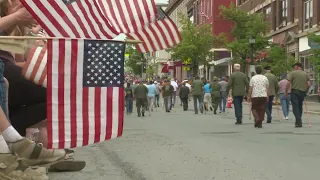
left=244, top=101, right=320, bottom=115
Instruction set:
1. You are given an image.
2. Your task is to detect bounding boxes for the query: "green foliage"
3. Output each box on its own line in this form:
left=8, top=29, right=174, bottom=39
left=308, top=33, right=320, bottom=82
left=261, top=44, right=295, bottom=78
left=171, top=13, right=215, bottom=75
left=217, top=4, right=270, bottom=67
left=125, top=45, right=145, bottom=75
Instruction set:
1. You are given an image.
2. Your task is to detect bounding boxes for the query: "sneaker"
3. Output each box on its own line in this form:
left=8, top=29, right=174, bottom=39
left=285, top=117, right=289, bottom=120
left=0, top=153, right=49, bottom=180
left=8, top=138, right=66, bottom=166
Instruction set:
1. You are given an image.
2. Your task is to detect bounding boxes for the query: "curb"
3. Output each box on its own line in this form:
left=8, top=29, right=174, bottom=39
left=243, top=102, right=320, bottom=115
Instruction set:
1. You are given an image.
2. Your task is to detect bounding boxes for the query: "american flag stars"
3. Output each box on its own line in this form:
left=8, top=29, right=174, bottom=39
left=83, top=40, right=125, bottom=87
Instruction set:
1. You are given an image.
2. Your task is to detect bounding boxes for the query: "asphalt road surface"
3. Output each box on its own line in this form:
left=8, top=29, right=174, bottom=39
left=49, top=104, right=320, bottom=180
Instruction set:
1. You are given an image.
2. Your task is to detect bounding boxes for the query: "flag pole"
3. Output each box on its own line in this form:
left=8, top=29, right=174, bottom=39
left=0, top=36, right=142, bottom=44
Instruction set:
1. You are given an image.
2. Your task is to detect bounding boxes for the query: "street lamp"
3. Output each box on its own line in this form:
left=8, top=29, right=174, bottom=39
left=249, top=35, right=255, bottom=78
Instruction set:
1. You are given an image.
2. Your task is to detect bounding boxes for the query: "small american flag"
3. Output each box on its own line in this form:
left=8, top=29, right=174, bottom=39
left=98, top=0, right=157, bottom=34
left=21, top=0, right=118, bottom=39
left=127, top=7, right=181, bottom=53
left=47, top=38, right=125, bottom=149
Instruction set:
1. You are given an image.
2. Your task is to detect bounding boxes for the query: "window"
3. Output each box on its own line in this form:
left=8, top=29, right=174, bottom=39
left=303, top=0, right=313, bottom=30
left=280, top=0, right=288, bottom=25
left=187, top=8, right=194, bottom=23
left=265, top=6, right=271, bottom=15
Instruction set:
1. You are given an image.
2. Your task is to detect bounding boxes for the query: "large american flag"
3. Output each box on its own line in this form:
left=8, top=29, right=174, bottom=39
left=97, top=0, right=157, bottom=34
left=21, top=0, right=118, bottom=39
left=47, top=39, right=125, bottom=149
left=127, top=7, right=181, bottom=53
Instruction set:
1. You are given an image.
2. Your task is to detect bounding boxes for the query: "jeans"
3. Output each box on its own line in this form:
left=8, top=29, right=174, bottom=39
left=219, top=91, right=227, bottom=112
left=233, top=96, right=243, bottom=121
left=154, top=94, right=160, bottom=106
left=266, top=95, right=274, bottom=121
left=0, top=61, right=8, bottom=118
left=170, top=91, right=176, bottom=109
left=279, top=93, right=290, bottom=117
left=163, top=96, right=170, bottom=112
left=125, top=97, right=133, bottom=113
left=193, top=95, right=203, bottom=114
left=291, top=89, right=306, bottom=126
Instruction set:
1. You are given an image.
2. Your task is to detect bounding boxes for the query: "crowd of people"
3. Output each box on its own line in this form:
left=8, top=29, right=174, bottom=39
left=126, top=62, right=311, bottom=129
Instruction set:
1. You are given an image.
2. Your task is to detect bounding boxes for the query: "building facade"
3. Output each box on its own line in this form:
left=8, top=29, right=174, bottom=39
left=238, top=0, right=320, bottom=86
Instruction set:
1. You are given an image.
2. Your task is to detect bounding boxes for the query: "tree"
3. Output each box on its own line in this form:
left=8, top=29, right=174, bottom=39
left=308, top=33, right=320, bottom=82
left=217, top=4, right=270, bottom=72
left=171, top=14, right=215, bottom=76
left=260, top=44, right=295, bottom=78
left=125, top=45, right=145, bottom=75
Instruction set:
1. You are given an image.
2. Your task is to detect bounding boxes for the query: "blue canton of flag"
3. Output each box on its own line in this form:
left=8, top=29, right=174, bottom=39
left=83, top=40, right=125, bottom=87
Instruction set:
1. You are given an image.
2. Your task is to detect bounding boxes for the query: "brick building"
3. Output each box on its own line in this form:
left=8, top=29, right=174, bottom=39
left=237, top=0, right=320, bottom=85
left=165, top=0, right=236, bottom=80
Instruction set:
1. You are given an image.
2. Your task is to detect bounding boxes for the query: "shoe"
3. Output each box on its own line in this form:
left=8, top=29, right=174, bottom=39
left=267, top=121, right=271, bottom=123
left=142, top=112, right=145, bottom=117
left=258, top=124, right=263, bottom=128
left=8, top=138, right=66, bottom=166
left=295, top=124, right=302, bottom=128
left=285, top=117, right=288, bottom=120
left=235, top=121, right=242, bottom=125
left=0, top=153, right=49, bottom=180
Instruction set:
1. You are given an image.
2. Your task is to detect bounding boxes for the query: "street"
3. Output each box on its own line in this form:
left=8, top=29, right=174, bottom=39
left=49, top=103, right=320, bottom=180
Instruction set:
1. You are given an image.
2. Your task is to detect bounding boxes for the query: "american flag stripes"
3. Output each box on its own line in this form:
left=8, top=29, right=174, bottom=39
left=98, top=0, right=157, bottom=34
left=127, top=8, right=181, bottom=53
left=21, top=0, right=118, bottom=39
left=47, top=39, right=125, bottom=149
left=22, top=46, right=47, bottom=88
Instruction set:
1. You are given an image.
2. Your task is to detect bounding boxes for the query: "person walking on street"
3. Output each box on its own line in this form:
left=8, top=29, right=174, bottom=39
left=279, top=73, right=291, bottom=120
left=285, top=62, right=311, bottom=128
left=210, top=77, right=221, bottom=114
left=264, top=66, right=279, bottom=123
left=134, top=80, right=148, bottom=117
left=170, top=79, right=178, bottom=109
left=162, top=80, right=174, bottom=112
left=179, top=82, right=190, bottom=111
left=154, top=81, right=161, bottom=108
left=147, top=81, right=156, bottom=112
left=203, top=80, right=212, bottom=112
left=192, top=76, right=204, bottom=114
left=227, top=64, right=249, bottom=124
left=125, top=82, right=134, bottom=114
left=247, top=65, right=269, bottom=128
left=219, top=77, right=228, bottom=113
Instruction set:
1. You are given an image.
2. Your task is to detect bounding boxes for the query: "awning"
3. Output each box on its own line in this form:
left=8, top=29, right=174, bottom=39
left=208, top=57, right=231, bottom=65
left=161, top=65, right=169, bottom=73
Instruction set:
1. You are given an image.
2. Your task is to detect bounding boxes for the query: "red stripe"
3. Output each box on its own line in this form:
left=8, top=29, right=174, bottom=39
left=47, top=40, right=53, bottom=149
left=115, top=0, right=130, bottom=33
left=125, top=1, right=138, bottom=32
left=132, top=0, right=146, bottom=31
left=105, top=87, right=113, bottom=140
left=21, top=47, right=37, bottom=76
left=153, top=22, right=170, bottom=48
left=76, top=1, right=100, bottom=38
left=67, top=4, right=91, bottom=38
left=82, top=88, right=89, bottom=146
left=105, top=0, right=120, bottom=31
left=70, top=39, right=78, bottom=148
left=94, top=88, right=101, bottom=143
left=161, top=20, right=176, bottom=45
left=58, top=40, right=66, bottom=149
left=148, top=24, right=164, bottom=50
left=117, top=88, right=124, bottom=137
left=48, top=1, right=80, bottom=37
left=142, top=0, right=152, bottom=24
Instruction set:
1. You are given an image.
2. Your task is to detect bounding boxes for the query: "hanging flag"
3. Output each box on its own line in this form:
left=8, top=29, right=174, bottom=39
left=127, top=7, right=181, bottom=53
left=21, top=0, right=119, bottom=39
left=97, top=0, right=157, bottom=34
left=46, top=38, right=125, bottom=149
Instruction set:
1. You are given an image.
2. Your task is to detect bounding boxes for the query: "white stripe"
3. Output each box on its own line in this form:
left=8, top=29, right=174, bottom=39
left=43, top=77, right=47, bottom=88
left=129, top=33, right=146, bottom=53
left=24, top=47, right=43, bottom=79
left=119, top=0, right=134, bottom=33
left=70, top=3, right=95, bottom=38
left=33, top=51, right=47, bottom=84
left=88, top=88, right=95, bottom=145
left=144, top=25, right=160, bottom=50
left=128, top=0, right=141, bottom=31
left=138, top=31, right=153, bottom=52
left=63, top=40, right=72, bottom=148
left=88, top=0, right=117, bottom=38
left=110, top=0, right=126, bottom=33
left=150, top=23, right=166, bottom=48
left=40, top=0, right=75, bottom=37
left=51, top=40, right=60, bottom=149
left=165, top=19, right=181, bottom=44
left=138, top=1, right=149, bottom=26
left=145, top=0, right=156, bottom=22
left=76, top=40, right=84, bottom=147
left=158, top=20, right=174, bottom=46
left=25, top=0, right=62, bottom=37
left=99, top=0, right=121, bottom=32
left=111, top=87, right=119, bottom=138
left=100, top=87, right=107, bottom=141
left=54, top=0, right=86, bottom=37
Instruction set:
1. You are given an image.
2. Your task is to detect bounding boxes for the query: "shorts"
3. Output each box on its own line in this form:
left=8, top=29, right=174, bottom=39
left=0, top=60, right=8, bottom=118
left=203, top=93, right=211, bottom=103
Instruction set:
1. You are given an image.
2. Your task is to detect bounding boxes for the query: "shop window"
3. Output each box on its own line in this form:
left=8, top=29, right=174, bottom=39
left=303, top=0, right=313, bottom=31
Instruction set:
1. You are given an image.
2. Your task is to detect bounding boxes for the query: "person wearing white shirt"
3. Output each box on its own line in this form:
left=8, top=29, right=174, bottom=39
left=247, top=65, right=269, bottom=128
left=170, top=79, right=178, bottom=109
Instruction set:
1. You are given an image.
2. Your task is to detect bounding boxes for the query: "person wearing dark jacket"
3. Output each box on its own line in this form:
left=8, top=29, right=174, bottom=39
left=179, top=82, right=190, bottom=111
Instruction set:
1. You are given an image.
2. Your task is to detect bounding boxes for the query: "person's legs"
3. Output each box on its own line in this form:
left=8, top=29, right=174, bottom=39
left=286, top=94, right=290, bottom=117
left=233, top=96, right=242, bottom=123
left=251, top=98, right=259, bottom=127
left=297, top=91, right=306, bottom=126
left=280, top=94, right=288, bottom=118
left=193, top=96, right=198, bottom=114
left=136, top=98, right=142, bottom=116
left=291, top=92, right=300, bottom=126
left=265, top=95, right=274, bottom=122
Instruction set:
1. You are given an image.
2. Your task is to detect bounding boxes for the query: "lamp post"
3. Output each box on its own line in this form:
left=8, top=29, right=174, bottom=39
left=249, top=35, right=255, bottom=78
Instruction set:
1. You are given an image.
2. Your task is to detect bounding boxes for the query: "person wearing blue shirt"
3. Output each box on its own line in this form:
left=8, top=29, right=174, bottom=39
left=203, top=80, right=212, bottom=111
left=147, top=81, right=157, bottom=111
